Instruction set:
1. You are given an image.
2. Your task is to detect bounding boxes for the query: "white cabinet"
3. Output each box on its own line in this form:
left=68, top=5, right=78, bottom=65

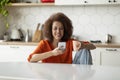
left=99, top=48, right=120, bottom=66
left=0, top=45, right=36, bottom=62
left=55, top=0, right=120, bottom=5
left=91, top=48, right=101, bottom=65
left=91, top=48, right=120, bottom=66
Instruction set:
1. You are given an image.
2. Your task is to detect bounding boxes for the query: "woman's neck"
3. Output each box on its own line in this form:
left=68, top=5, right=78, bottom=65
left=52, top=39, right=60, bottom=48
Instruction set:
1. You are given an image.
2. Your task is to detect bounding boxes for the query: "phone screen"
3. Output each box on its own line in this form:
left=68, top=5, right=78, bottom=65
left=58, top=42, right=66, bottom=50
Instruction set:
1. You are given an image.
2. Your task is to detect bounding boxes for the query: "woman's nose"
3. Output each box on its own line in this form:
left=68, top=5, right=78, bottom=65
left=56, top=29, right=60, bottom=33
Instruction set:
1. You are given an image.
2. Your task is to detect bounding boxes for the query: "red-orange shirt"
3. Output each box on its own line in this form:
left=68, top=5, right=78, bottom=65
left=28, top=39, right=73, bottom=63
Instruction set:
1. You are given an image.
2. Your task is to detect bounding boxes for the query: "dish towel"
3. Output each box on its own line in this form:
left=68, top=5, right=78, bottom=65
left=72, top=49, right=92, bottom=65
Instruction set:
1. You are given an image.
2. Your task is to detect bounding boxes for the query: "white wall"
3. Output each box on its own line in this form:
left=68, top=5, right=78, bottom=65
left=0, top=5, right=120, bottom=43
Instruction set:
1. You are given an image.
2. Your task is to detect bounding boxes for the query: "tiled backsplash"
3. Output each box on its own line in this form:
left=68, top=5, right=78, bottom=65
left=0, top=5, right=120, bottom=43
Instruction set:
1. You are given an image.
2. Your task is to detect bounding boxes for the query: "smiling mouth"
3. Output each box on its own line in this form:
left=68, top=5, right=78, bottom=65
left=56, top=33, right=61, bottom=36
left=57, top=35, right=62, bottom=37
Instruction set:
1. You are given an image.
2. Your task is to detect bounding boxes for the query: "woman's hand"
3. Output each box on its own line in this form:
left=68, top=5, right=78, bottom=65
left=73, top=41, right=81, bottom=51
left=73, top=40, right=96, bottom=50
left=52, top=47, right=65, bottom=56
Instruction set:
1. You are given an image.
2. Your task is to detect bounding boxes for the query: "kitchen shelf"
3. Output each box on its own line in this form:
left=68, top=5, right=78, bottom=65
left=9, top=2, right=120, bottom=7
left=10, top=3, right=55, bottom=7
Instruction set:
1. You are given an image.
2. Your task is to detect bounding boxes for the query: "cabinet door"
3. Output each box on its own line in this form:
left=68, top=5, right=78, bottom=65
left=0, top=45, right=10, bottom=62
left=100, top=48, right=120, bottom=66
left=91, top=48, right=101, bottom=65
left=0, top=45, right=36, bottom=62
left=10, top=45, right=36, bottom=62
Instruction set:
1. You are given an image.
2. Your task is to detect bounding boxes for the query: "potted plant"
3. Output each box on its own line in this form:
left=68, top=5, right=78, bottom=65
left=0, top=0, right=11, bottom=29
left=0, top=0, right=11, bottom=40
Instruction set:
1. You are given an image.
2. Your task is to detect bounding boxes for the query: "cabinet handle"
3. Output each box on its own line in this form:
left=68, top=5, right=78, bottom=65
left=108, top=0, right=112, bottom=3
left=106, top=49, right=117, bottom=51
left=84, top=1, right=88, bottom=3
left=113, top=0, right=117, bottom=2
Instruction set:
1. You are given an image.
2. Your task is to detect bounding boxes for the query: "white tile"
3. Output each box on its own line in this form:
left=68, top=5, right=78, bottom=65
left=24, top=15, right=35, bottom=26
left=78, top=15, right=90, bottom=25
left=70, top=15, right=79, bottom=27
left=82, top=24, right=96, bottom=35
left=72, top=6, right=84, bottom=16
left=0, top=6, right=120, bottom=43
left=115, top=14, right=120, bottom=25
left=95, top=24, right=108, bottom=35
left=108, top=6, right=120, bottom=16
left=90, top=14, right=102, bottom=25
left=108, top=24, right=120, bottom=35
left=84, top=6, right=97, bottom=16
left=96, top=6, right=108, bottom=16
left=102, top=14, right=114, bottom=26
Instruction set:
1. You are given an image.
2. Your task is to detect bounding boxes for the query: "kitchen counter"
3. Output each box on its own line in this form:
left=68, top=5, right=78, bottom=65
left=0, top=41, right=120, bottom=48
left=0, top=62, right=120, bottom=80
left=93, top=43, right=120, bottom=48
left=0, top=41, right=38, bottom=46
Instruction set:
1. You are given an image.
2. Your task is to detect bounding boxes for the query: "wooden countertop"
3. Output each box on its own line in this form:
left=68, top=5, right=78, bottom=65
left=0, top=41, right=120, bottom=48
left=94, top=43, right=120, bottom=48
left=0, top=41, right=38, bottom=46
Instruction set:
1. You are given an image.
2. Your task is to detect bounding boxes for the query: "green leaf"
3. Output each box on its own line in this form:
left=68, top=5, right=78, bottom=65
left=6, top=22, right=9, bottom=29
left=0, top=0, right=11, bottom=28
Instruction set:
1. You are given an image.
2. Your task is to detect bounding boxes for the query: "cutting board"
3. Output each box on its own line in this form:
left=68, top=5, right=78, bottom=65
left=32, top=23, right=43, bottom=42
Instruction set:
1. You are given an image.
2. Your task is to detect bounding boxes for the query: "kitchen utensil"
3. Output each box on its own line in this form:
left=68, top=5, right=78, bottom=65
left=18, top=28, right=24, bottom=41
left=32, top=23, right=43, bottom=42
left=10, top=28, right=21, bottom=41
left=105, top=34, right=112, bottom=43
left=25, top=29, right=29, bottom=42
left=3, top=35, right=9, bottom=41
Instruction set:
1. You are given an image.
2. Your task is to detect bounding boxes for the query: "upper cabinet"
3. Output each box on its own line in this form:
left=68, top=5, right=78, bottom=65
left=9, top=0, right=120, bottom=6
left=55, top=0, right=120, bottom=5
left=86, top=0, right=120, bottom=4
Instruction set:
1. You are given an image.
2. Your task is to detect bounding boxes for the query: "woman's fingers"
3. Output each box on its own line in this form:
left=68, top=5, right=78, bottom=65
left=52, top=47, right=64, bottom=56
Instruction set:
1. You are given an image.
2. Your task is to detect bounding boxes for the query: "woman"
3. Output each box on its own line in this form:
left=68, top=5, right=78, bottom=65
left=28, top=12, right=96, bottom=63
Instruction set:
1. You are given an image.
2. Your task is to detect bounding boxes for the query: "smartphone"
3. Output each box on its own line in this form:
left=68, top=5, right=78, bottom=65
left=58, top=42, right=66, bottom=50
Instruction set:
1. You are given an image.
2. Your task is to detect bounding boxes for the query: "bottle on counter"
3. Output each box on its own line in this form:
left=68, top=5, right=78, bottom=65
left=25, top=29, right=29, bottom=42
left=3, top=33, right=9, bottom=41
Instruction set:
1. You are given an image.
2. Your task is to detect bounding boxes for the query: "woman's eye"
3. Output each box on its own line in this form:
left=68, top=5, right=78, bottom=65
left=60, top=28, right=64, bottom=30
left=53, top=28, right=57, bottom=30
left=53, top=27, right=64, bottom=31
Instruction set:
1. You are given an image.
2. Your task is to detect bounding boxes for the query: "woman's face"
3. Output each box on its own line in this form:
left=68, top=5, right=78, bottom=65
left=52, top=21, right=64, bottom=41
